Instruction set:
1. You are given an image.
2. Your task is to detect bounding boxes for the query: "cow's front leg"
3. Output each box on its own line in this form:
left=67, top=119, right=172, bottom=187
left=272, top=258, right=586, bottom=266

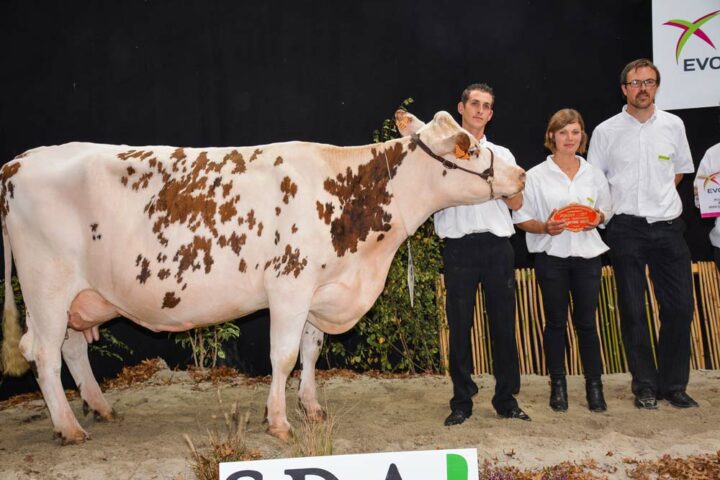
left=266, top=304, right=308, bottom=441
left=299, top=319, right=325, bottom=421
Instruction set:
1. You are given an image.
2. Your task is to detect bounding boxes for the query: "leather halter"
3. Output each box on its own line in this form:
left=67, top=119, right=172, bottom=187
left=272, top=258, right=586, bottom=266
left=410, top=133, right=495, bottom=196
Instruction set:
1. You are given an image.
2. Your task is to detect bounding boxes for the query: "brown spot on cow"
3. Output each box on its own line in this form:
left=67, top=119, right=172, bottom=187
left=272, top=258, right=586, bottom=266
left=246, top=210, right=256, bottom=230
left=280, top=177, right=298, bottom=204
left=274, top=231, right=280, bottom=245
left=275, top=207, right=281, bottom=216
left=239, top=259, right=247, bottom=272
left=90, top=223, right=99, bottom=232
left=132, top=172, right=154, bottom=191
left=158, top=269, right=171, bottom=280
left=127, top=166, right=136, bottom=177
left=257, top=222, right=264, bottom=237
left=121, top=176, right=128, bottom=186
left=0, top=162, right=21, bottom=218
left=219, top=200, right=237, bottom=223
left=291, top=224, right=298, bottom=234
left=162, top=292, right=181, bottom=309
left=118, top=150, right=154, bottom=161
left=321, top=264, right=326, bottom=269
left=274, top=156, right=283, bottom=166
left=222, top=181, right=233, bottom=198
left=248, top=149, right=262, bottom=163
left=136, top=257, right=151, bottom=284
left=316, top=201, right=334, bottom=225
left=279, top=244, right=307, bottom=278
left=174, top=236, right=214, bottom=283
left=156, top=252, right=167, bottom=263
left=377, top=233, right=385, bottom=242
left=322, top=142, right=406, bottom=256
left=225, top=150, right=246, bottom=174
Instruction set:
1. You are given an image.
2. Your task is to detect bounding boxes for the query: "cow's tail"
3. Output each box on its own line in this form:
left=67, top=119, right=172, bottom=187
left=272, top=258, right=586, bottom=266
left=1, top=216, right=29, bottom=376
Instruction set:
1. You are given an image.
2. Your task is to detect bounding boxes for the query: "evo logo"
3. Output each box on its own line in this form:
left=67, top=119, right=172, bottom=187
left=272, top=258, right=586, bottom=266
left=663, top=9, right=720, bottom=71
left=220, top=449, right=478, bottom=480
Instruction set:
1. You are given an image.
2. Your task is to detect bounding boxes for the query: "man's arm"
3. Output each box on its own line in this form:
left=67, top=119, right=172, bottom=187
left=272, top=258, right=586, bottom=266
left=502, top=193, right=523, bottom=210
left=675, top=173, right=683, bottom=186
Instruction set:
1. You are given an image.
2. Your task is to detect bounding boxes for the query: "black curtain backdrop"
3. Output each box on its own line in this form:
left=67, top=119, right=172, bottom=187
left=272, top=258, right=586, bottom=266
left=1, top=0, right=718, bottom=397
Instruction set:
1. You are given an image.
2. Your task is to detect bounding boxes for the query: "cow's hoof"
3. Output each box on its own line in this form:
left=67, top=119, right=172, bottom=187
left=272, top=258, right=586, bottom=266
left=94, top=408, right=120, bottom=422
left=266, top=425, right=293, bottom=442
left=304, top=408, right=327, bottom=423
left=58, top=429, right=90, bottom=445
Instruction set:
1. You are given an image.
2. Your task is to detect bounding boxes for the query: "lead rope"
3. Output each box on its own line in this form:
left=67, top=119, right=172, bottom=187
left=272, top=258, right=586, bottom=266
left=382, top=148, right=415, bottom=308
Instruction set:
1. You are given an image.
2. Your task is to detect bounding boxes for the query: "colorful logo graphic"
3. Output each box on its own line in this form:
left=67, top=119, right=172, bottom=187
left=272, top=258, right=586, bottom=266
left=663, top=10, right=720, bottom=62
left=702, top=171, right=720, bottom=189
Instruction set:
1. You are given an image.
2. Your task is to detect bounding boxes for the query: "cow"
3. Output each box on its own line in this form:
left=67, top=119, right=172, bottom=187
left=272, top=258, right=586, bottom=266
left=0, top=110, right=524, bottom=444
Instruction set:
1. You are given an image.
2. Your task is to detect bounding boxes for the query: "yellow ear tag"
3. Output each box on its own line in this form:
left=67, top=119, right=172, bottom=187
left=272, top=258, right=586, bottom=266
left=454, top=144, right=469, bottom=159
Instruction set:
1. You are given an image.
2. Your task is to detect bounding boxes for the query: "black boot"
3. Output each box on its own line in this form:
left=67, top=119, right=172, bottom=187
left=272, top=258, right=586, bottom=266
left=549, top=377, right=568, bottom=412
left=586, top=378, right=607, bottom=412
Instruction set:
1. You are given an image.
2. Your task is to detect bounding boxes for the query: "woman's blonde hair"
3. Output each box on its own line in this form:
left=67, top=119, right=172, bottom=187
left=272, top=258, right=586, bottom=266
left=544, top=108, right=588, bottom=154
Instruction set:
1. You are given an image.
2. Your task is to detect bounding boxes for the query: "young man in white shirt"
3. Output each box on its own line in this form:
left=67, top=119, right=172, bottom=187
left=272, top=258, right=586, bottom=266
left=587, top=58, right=698, bottom=410
left=435, top=83, right=529, bottom=426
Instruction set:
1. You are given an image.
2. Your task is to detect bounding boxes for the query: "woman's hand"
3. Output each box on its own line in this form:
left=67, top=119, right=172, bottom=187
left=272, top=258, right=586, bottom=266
left=544, top=209, right=566, bottom=236
left=582, top=209, right=604, bottom=231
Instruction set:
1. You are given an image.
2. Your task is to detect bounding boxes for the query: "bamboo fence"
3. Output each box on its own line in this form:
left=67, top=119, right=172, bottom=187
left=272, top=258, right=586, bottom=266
left=437, top=261, right=720, bottom=375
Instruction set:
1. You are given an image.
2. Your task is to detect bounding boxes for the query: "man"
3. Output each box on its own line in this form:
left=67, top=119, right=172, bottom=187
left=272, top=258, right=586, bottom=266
left=587, top=58, right=698, bottom=410
left=436, top=83, right=529, bottom=426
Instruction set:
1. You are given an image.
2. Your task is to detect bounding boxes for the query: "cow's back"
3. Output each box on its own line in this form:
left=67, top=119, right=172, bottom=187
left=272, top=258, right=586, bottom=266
left=3, top=142, right=342, bottom=329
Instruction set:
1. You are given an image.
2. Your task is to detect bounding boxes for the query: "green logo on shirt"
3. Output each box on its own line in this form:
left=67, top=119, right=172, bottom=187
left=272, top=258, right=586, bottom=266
left=658, top=155, right=671, bottom=161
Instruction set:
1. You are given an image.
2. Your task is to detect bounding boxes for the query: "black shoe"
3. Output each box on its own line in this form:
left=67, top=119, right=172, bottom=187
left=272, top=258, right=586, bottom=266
left=663, top=391, right=699, bottom=408
left=499, top=406, right=531, bottom=421
left=634, top=388, right=657, bottom=409
left=549, top=377, right=568, bottom=412
left=444, top=410, right=471, bottom=426
left=586, top=379, right=607, bottom=412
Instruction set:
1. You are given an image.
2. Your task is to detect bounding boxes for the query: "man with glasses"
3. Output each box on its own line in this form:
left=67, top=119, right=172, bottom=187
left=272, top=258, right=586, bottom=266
left=436, top=83, right=530, bottom=426
left=588, top=58, right=698, bottom=410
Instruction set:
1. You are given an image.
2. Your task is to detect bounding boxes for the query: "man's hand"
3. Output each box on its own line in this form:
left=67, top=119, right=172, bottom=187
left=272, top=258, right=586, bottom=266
left=502, top=192, right=523, bottom=211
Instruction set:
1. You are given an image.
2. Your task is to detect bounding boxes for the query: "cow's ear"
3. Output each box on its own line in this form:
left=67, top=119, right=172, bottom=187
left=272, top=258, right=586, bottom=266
left=453, top=133, right=471, bottom=160
left=395, top=110, right=425, bottom=136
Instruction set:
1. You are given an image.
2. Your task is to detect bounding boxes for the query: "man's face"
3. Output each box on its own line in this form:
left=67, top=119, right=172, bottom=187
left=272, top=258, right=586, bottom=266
left=458, top=90, right=494, bottom=132
left=621, top=66, right=658, bottom=110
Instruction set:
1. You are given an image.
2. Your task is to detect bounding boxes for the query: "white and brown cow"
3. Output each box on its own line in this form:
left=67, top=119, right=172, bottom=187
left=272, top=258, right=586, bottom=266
left=0, top=110, right=524, bottom=444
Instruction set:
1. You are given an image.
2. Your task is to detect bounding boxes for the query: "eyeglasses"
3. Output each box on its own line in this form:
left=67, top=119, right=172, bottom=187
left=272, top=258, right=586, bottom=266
left=624, top=79, right=657, bottom=88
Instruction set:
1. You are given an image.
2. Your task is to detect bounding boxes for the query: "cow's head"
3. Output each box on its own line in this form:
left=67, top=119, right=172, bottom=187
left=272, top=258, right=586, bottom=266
left=394, top=110, right=525, bottom=203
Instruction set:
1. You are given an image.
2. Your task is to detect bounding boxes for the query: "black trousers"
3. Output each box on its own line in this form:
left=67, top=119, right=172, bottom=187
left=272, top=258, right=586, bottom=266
left=606, top=214, right=694, bottom=396
left=443, top=233, right=520, bottom=415
left=715, top=246, right=720, bottom=271
left=535, top=253, right=603, bottom=381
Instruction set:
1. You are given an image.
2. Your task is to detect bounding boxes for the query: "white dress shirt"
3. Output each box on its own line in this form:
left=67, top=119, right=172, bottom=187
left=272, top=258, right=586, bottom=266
left=433, top=137, right=516, bottom=238
left=695, top=142, right=720, bottom=248
left=512, top=156, right=611, bottom=258
left=587, top=106, right=694, bottom=223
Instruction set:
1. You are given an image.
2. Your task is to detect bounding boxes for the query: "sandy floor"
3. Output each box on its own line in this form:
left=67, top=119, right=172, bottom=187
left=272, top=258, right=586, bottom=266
left=1, top=367, right=719, bottom=479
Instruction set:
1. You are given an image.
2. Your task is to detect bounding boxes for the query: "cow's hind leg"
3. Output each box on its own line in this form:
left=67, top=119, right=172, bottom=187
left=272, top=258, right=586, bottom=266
left=30, top=319, right=89, bottom=444
left=298, top=320, right=325, bottom=421
left=62, top=329, right=116, bottom=422
left=266, top=300, right=309, bottom=441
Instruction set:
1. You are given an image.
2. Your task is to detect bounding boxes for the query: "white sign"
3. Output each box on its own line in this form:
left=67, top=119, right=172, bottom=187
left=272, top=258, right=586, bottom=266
left=652, top=0, right=720, bottom=110
left=219, top=448, right=479, bottom=480
left=695, top=172, right=720, bottom=217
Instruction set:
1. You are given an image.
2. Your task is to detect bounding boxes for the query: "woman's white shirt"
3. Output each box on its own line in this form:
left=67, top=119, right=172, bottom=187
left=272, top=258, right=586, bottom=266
left=513, top=155, right=612, bottom=258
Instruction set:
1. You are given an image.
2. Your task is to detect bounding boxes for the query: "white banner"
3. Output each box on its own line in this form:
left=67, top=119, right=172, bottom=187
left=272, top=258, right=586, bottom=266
left=652, top=0, right=720, bottom=110
left=219, top=448, right=479, bottom=480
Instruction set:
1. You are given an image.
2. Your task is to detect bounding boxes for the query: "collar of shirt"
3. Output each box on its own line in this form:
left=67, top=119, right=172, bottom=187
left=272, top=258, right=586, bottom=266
left=620, top=104, right=657, bottom=126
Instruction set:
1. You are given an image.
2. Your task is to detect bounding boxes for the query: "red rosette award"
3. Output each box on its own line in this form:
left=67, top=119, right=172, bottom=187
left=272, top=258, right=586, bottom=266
left=550, top=204, right=600, bottom=232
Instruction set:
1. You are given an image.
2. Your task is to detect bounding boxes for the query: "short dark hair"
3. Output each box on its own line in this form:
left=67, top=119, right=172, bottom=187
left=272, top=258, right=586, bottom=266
left=620, top=58, right=661, bottom=86
left=461, top=83, right=495, bottom=106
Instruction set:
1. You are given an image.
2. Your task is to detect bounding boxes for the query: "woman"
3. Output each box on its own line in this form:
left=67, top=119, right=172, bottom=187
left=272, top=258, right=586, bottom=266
left=513, top=108, right=611, bottom=412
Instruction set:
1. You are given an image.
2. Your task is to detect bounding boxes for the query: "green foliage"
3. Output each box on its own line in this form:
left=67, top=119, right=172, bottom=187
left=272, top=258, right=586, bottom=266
left=323, top=98, right=445, bottom=373
left=0, top=276, right=132, bottom=364
left=174, top=322, right=241, bottom=370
